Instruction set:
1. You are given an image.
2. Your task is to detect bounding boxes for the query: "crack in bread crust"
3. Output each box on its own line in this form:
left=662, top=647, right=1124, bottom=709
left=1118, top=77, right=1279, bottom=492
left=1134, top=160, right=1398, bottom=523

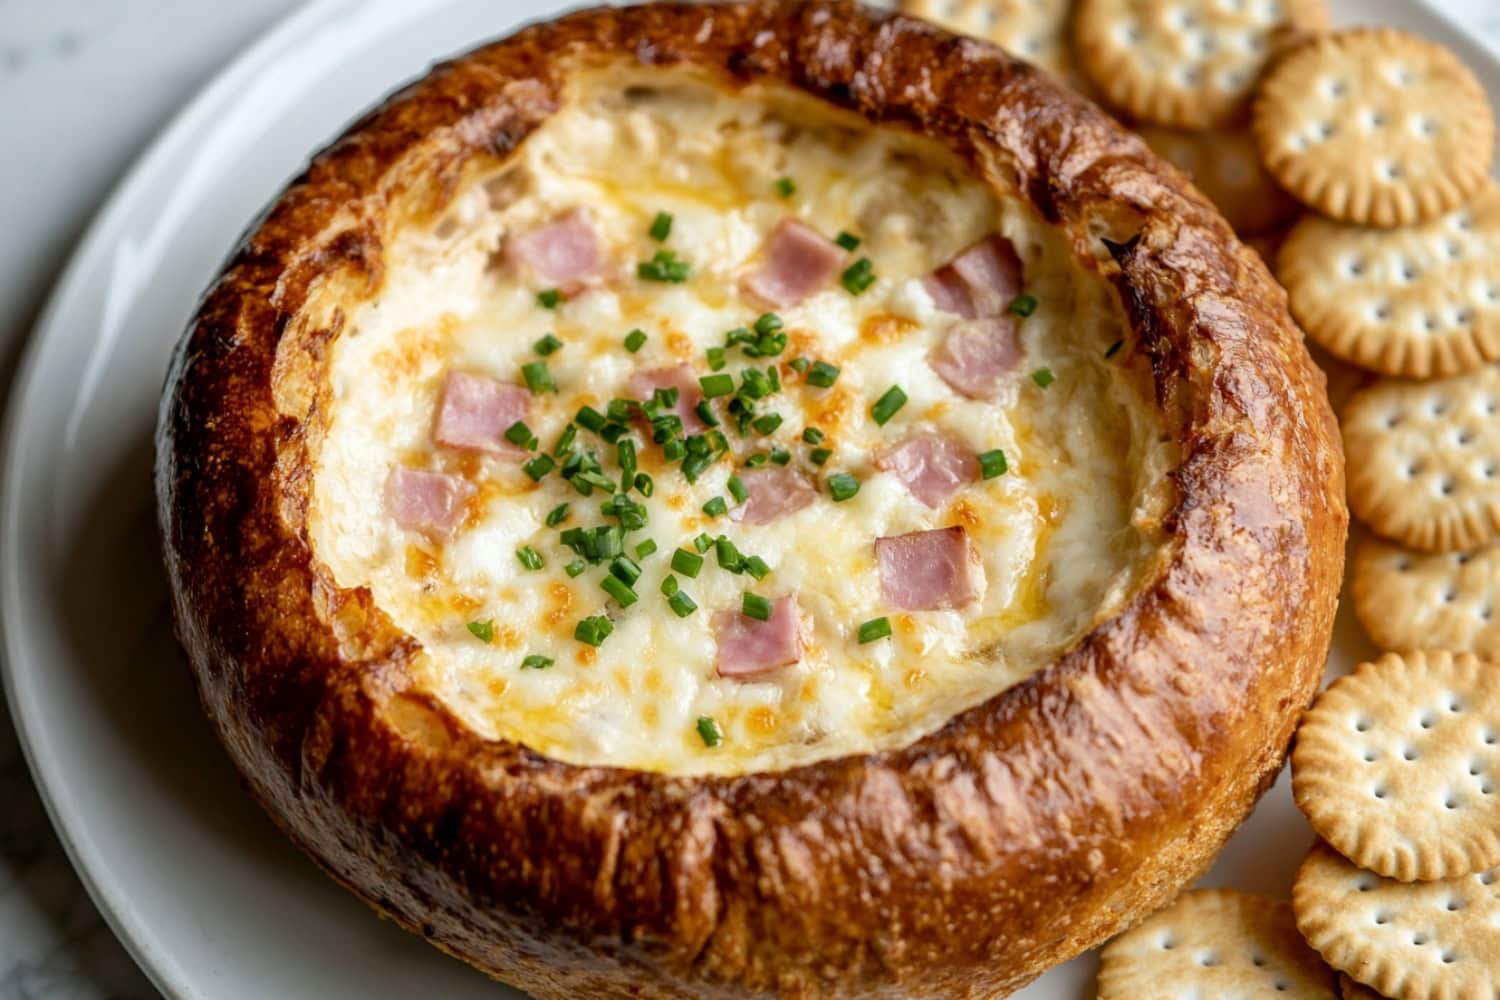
left=155, top=2, right=1346, bottom=996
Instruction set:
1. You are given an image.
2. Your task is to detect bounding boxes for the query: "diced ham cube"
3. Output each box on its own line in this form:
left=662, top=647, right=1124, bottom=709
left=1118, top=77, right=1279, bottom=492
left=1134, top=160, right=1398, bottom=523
left=714, top=595, right=803, bottom=679
left=928, top=316, right=1022, bottom=401
left=875, top=527, right=986, bottom=611
left=433, top=371, right=530, bottom=453
left=877, top=433, right=976, bottom=509
left=924, top=234, right=1023, bottom=318
left=741, top=219, right=846, bottom=309
left=384, top=467, right=475, bottom=538
left=730, top=467, right=817, bottom=525
left=628, top=364, right=705, bottom=435
left=506, top=208, right=604, bottom=291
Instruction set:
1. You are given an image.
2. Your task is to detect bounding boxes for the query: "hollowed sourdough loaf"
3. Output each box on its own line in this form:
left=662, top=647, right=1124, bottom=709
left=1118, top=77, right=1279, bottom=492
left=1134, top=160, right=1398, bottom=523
left=156, top=1, right=1346, bottom=995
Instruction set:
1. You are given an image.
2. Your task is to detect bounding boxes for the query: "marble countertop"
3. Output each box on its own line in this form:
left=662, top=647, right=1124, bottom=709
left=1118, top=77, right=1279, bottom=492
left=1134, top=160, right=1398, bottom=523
left=3, top=1, right=1500, bottom=996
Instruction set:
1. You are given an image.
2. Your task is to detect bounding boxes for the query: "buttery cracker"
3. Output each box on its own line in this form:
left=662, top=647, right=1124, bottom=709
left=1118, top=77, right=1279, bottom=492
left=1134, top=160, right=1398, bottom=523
left=1353, top=536, right=1500, bottom=660
left=901, top=0, right=1085, bottom=86
left=1098, top=888, right=1337, bottom=998
left=1142, top=124, right=1299, bottom=235
left=1254, top=28, right=1495, bottom=227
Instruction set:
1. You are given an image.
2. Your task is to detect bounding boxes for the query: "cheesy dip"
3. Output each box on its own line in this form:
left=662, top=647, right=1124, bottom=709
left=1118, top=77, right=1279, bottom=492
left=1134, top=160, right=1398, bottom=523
left=307, top=68, right=1172, bottom=776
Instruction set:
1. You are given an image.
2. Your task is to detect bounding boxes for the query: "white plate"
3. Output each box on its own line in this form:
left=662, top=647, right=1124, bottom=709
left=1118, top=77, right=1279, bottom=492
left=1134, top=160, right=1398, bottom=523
left=3, top=1, right=1496, bottom=997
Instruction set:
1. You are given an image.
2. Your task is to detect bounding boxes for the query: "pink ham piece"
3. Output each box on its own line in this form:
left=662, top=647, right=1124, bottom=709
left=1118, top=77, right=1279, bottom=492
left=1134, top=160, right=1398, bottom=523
left=433, top=371, right=530, bottom=453
left=506, top=208, right=604, bottom=291
left=875, top=526, right=986, bottom=611
left=922, top=234, right=1023, bottom=318
left=384, top=467, right=475, bottom=538
left=714, top=595, right=803, bottom=679
left=628, top=364, right=705, bottom=435
left=877, top=433, right=977, bottom=509
left=928, top=316, right=1022, bottom=401
left=730, top=467, right=817, bottom=525
left=741, top=219, right=846, bottom=308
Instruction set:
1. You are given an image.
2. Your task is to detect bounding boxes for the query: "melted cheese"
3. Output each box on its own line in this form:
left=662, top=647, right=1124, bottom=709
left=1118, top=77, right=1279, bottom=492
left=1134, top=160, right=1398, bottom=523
left=307, top=68, right=1171, bottom=775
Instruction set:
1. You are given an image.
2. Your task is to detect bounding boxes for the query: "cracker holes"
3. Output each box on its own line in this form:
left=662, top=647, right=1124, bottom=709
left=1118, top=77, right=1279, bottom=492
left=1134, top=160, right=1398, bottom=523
left=1437, top=477, right=1455, bottom=498
left=1373, top=784, right=1389, bottom=800
left=1219, top=68, right=1248, bottom=92
left=1412, top=931, right=1429, bottom=946
left=1118, top=22, right=1143, bottom=45
left=1158, top=932, right=1177, bottom=950
left=1441, top=949, right=1458, bottom=965
left=1380, top=161, right=1404, bottom=183
left=1168, top=7, right=1197, bottom=31
left=1356, top=875, right=1376, bottom=892
left=1374, top=910, right=1392, bottom=925
left=1250, top=954, right=1267, bottom=967
left=1453, top=428, right=1474, bottom=447
left=1176, top=65, right=1202, bottom=87
left=1344, top=256, right=1366, bottom=277
left=1480, top=462, right=1498, bottom=481
left=1446, top=240, right=1464, bottom=260
left=1364, top=109, right=1389, bottom=129
left=1403, top=745, right=1420, bottom=760
left=1420, top=711, right=1437, bottom=729
left=1479, top=606, right=1493, bottom=622
left=1388, top=63, right=1414, bottom=86
left=1372, top=302, right=1392, bottom=322
left=1355, top=716, right=1372, bottom=733
left=1415, top=116, right=1439, bottom=138
left=1479, top=870, right=1496, bottom=885
left=1323, top=78, right=1348, bottom=99
left=1196, top=949, right=1219, bottom=967
left=1445, top=895, right=1466, bottom=911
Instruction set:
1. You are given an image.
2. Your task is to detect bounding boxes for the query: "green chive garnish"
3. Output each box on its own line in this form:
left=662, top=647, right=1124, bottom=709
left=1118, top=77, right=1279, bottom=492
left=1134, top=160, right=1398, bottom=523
left=545, top=502, right=571, bottom=527
left=802, top=427, right=825, bottom=444
left=521, top=360, right=556, bottom=393
left=978, top=449, right=1008, bottom=479
left=520, top=654, right=554, bottom=669
left=751, top=412, right=783, bottom=436
left=706, top=346, right=727, bottom=371
left=1008, top=293, right=1038, bottom=317
left=835, top=231, right=861, bottom=251
left=466, top=620, right=494, bottom=643
left=769, top=446, right=791, bottom=466
left=696, top=715, right=722, bottom=746
left=609, top=555, right=642, bottom=586
left=716, top=536, right=746, bottom=573
left=694, top=533, right=714, bottom=553
left=871, top=386, right=908, bottom=425
left=552, top=423, right=577, bottom=456
left=805, top=361, right=840, bottom=388
left=1105, top=338, right=1124, bottom=359
left=840, top=257, right=876, bottom=295
left=727, top=475, right=749, bottom=504
left=1031, top=367, right=1055, bottom=388
left=624, top=328, right=648, bottom=353
left=789, top=357, right=811, bottom=374
left=635, top=538, right=658, bottom=559
left=576, top=406, right=606, bottom=432
left=742, top=591, right=772, bottom=621
left=537, top=289, right=560, bottom=310
left=574, top=615, right=614, bottom=647
left=600, top=574, right=638, bottom=607
left=810, top=447, right=832, bottom=466
left=649, top=211, right=673, bottom=242
left=634, top=472, right=654, bottom=496
left=637, top=249, right=690, bottom=283
left=669, top=589, right=698, bottom=618
left=700, top=373, right=735, bottom=398
left=828, top=473, right=861, bottom=502
left=774, top=176, right=796, bottom=198
left=516, top=545, right=544, bottom=571
left=745, top=555, right=772, bottom=580
left=672, top=548, right=704, bottom=578
left=703, top=496, right=728, bottom=517
left=858, top=617, right=892, bottom=643
left=564, top=558, right=587, bottom=578
left=505, top=420, right=537, bottom=448
left=523, top=454, right=555, bottom=480
left=534, top=332, right=563, bottom=355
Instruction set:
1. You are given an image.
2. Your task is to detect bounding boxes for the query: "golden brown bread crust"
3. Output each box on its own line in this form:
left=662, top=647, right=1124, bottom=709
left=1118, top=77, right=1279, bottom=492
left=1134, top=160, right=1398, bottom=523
left=154, top=2, right=1347, bottom=995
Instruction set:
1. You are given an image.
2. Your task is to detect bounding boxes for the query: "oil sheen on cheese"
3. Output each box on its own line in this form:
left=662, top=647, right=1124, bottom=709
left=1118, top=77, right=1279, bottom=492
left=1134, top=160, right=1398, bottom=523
left=307, top=67, right=1171, bottom=775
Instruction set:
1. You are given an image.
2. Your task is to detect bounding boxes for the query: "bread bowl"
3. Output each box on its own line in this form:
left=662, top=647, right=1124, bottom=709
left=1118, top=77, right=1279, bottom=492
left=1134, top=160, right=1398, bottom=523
left=154, top=1, right=1347, bottom=995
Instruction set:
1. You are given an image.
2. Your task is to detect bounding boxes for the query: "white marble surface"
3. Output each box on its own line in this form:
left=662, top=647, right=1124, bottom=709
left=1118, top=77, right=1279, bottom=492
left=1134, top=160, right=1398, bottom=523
left=1, top=0, right=1499, bottom=996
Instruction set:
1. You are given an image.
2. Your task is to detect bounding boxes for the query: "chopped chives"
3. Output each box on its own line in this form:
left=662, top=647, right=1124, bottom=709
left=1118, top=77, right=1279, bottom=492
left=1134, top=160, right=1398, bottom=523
left=466, top=620, right=494, bottom=643
left=649, top=211, right=673, bottom=242
left=695, top=399, right=719, bottom=427
left=545, top=502, right=571, bottom=527
left=522, top=454, right=555, bottom=480
left=1031, top=367, right=1055, bottom=388
left=681, top=452, right=713, bottom=482
left=609, top=556, right=642, bottom=586
left=809, top=447, right=832, bottom=466
left=835, top=230, right=861, bottom=251
left=754, top=313, right=784, bottom=335
left=521, top=360, right=556, bottom=393
left=669, top=589, right=698, bottom=618
left=634, top=472, right=654, bottom=496
left=978, top=449, right=1008, bottom=479
left=637, top=249, right=690, bottom=283
left=694, top=532, right=714, bottom=553
left=774, top=176, right=796, bottom=198
left=576, top=405, right=607, bottom=432
left=600, top=422, right=629, bottom=445
left=634, top=538, right=658, bottom=559
left=661, top=575, right=679, bottom=596
left=520, top=654, right=554, bottom=669
left=516, top=545, right=544, bottom=570
left=858, top=617, right=892, bottom=643
left=871, top=386, right=907, bottom=426
left=769, top=446, right=791, bottom=466
left=742, top=591, right=772, bottom=621
left=671, top=548, right=704, bottom=578
left=706, top=346, right=727, bottom=371
left=1105, top=338, right=1124, bottom=359
left=574, top=615, right=614, bottom=646
left=600, top=574, right=638, bottom=607
left=745, top=555, right=772, bottom=580
left=703, top=496, right=728, bottom=517
left=727, top=475, right=749, bottom=504
left=745, top=453, right=768, bottom=468
left=801, top=426, right=825, bottom=444
left=624, top=328, right=648, bottom=352
left=789, top=357, right=811, bottom=374
left=715, top=536, right=746, bottom=573
left=1008, top=293, right=1038, bottom=317
left=552, top=423, right=577, bottom=456
left=840, top=257, right=876, bottom=295
left=534, top=332, right=563, bottom=355
left=537, top=289, right=560, bottom=310
left=828, top=473, right=861, bottom=502
left=617, top=439, right=637, bottom=488
left=700, top=373, right=735, bottom=398
left=505, top=420, right=537, bottom=448
left=751, top=412, right=783, bottom=436
left=564, top=558, right=587, bottom=578
left=696, top=714, right=722, bottom=746
left=806, top=361, right=840, bottom=388
left=662, top=438, right=687, bottom=461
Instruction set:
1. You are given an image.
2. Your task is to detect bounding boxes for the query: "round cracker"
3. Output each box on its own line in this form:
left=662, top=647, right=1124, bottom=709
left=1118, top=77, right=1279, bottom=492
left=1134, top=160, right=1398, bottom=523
left=1294, top=840, right=1500, bottom=999
left=1353, top=536, right=1500, bottom=660
left=901, top=0, right=1085, bottom=86
left=1142, top=124, right=1299, bottom=235
left=1098, top=888, right=1337, bottom=999
left=1074, top=0, right=1328, bottom=129
left=1342, top=367, right=1500, bottom=552
left=1293, top=651, right=1500, bottom=881
left=1253, top=28, right=1496, bottom=228
left=1278, top=182, right=1500, bottom=379
left=1338, top=973, right=1387, bottom=1000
